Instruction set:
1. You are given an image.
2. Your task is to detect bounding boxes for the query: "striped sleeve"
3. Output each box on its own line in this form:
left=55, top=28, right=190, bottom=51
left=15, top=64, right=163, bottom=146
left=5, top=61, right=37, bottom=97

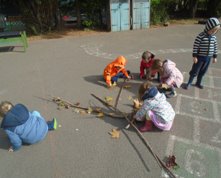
left=192, top=33, right=203, bottom=57
left=213, top=37, right=218, bottom=58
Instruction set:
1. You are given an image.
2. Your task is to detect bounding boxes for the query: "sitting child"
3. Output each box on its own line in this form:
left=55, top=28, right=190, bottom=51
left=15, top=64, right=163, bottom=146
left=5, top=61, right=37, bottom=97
left=133, top=82, right=175, bottom=132
left=151, top=59, right=183, bottom=98
left=0, top=101, right=57, bottom=152
left=103, top=56, right=131, bottom=87
left=140, top=51, right=159, bottom=81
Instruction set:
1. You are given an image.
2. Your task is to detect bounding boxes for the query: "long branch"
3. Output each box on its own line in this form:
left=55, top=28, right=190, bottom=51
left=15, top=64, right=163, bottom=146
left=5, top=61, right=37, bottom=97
left=91, top=93, right=176, bottom=178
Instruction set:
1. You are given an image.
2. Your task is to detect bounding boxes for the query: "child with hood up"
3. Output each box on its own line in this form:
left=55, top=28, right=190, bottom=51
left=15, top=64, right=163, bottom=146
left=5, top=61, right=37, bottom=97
left=103, top=56, right=131, bottom=87
left=0, top=101, right=57, bottom=152
left=184, top=17, right=220, bottom=89
left=133, top=82, right=175, bottom=132
left=151, top=59, right=183, bottom=98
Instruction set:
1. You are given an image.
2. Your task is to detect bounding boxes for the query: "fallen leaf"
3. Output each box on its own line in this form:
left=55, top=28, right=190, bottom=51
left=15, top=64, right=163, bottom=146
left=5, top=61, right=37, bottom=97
left=65, top=104, right=70, bottom=109
left=109, top=128, right=120, bottom=138
left=124, top=85, right=131, bottom=89
left=79, top=110, right=86, bottom=115
left=105, top=96, right=113, bottom=102
left=58, top=124, right=62, bottom=128
left=97, top=112, right=104, bottom=118
left=166, top=155, right=179, bottom=170
left=95, top=107, right=102, bottom=112
left=128, top=96, right=133, bottom=101
left=73, top=108, right=80, bottom=113
left=87, top=107, right=93, bottom=114
left=75, top=102, right=80, bottom=106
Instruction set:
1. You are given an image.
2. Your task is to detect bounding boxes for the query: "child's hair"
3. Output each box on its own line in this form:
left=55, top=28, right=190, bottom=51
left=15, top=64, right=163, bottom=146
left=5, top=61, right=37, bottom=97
left=138, top=81, right=152, bottom=101
left=151, top=59, right=162, bottom=70
left=0, top=101, right=13, bottom=117
left=142, top=51, right=155, bottom=60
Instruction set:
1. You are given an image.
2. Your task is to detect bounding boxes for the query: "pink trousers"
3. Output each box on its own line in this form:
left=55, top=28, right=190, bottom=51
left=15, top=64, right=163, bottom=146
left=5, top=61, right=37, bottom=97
left=148, top=110, right=173, bottom=131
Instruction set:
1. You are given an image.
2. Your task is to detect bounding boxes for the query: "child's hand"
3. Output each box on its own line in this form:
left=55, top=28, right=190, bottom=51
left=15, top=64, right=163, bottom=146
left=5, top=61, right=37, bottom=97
left=133, top=99, right=140, bottom=109
left=213, top=58, right=217, bottom=63
left=159, top=83, right=169, bottom=89
left=8, top=146, right=14, bottom=152
left=106, top=81, right=112, bottom=88
left=193, top=57, right=198, bottom=64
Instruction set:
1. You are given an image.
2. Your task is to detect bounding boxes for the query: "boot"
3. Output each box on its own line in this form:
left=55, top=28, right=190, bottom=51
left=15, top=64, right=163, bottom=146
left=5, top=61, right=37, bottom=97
left=139, top=120, right=153, bottom=132
left=196, top=75, right=204, bottom=89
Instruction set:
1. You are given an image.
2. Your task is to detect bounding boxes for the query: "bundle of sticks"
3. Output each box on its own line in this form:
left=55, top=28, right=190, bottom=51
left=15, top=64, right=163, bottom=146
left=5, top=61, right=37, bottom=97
left=47, top=81, right=176, bottom=178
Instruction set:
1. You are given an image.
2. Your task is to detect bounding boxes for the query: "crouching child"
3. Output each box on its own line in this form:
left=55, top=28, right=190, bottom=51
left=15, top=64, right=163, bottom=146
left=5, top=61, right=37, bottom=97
left=103, top=56, right=131, bottom=88
left=133, top=83, right=175, bottom=132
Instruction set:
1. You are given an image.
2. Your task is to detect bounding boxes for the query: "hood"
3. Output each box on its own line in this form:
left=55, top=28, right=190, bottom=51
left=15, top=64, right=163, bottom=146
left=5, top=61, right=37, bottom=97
left=142, top=86, right=158, bottom=100
left=113, top=56, right=127, bottom=67
left=204, top=17, right=220, bottom=32
left=1, top=104, right=29, bottom=129
left=164, top=59, right=176, bottom=68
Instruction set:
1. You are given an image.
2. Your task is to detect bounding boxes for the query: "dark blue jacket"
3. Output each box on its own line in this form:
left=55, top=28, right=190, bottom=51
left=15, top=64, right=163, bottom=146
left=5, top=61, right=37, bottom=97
left=1, top=104, right=48, bottom=151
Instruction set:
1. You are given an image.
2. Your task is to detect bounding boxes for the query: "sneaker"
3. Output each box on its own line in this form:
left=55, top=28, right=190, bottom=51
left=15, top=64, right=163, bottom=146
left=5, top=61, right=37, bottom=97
left=182, top=83, right=190, bottom=90
left=53, top=118, right=57, bottom=130
left=112, top=82, right=117, bottom=86
left=195, top=84, right=204, bottom=89
left=166, top=91, right=177, bottom=98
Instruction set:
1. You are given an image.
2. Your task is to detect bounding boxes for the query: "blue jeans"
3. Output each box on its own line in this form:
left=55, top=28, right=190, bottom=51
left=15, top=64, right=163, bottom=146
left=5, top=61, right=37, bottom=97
left=188, top=56, right=211, bottom=85
left=111, top=72, right=127, bottom=83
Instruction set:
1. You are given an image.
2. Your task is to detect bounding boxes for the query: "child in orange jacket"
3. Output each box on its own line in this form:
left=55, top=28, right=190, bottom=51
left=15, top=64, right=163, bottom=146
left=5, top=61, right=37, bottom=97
left=103, top=56, right=131, bottom=87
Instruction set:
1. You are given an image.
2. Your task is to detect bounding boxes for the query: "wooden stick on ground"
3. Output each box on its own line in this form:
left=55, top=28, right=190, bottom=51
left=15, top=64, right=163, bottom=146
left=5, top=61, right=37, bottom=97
left=91, top=93, right=176, bottom=178
left=43, top=96, right=125, bottom=119
left=114, top=79, right=126, bottom=110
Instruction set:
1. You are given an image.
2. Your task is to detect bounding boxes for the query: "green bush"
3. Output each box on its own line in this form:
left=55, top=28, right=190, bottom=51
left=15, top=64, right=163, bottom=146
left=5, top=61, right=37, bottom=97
left=82, top=19, right=94, bottom=28
left=151, top=0, right=169, bottom=25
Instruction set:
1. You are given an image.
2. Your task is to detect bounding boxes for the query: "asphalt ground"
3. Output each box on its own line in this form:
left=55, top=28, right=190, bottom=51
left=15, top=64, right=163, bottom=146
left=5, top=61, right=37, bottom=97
left=0, top=24, right=221, bottom=178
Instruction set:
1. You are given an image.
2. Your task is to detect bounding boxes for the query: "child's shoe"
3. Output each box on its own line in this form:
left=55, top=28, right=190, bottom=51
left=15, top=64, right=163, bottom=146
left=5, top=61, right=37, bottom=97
left=139, top=120, right=153, bottom=132
left=195, top=84, right=204, bottom=89
left=183, top=83, right=190, bottom=90
left=112, top=82, right=117, bottom=86
left=166, top=91, right=177, bottom=98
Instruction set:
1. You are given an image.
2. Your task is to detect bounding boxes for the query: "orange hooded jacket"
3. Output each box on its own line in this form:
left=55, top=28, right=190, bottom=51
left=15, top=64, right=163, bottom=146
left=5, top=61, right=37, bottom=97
left=103, top=56, right=129, bottom=85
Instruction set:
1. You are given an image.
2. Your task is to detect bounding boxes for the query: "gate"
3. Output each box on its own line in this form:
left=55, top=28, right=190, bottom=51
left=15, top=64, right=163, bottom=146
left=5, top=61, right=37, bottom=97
left=132, top=0, right=150, bottom=29
left=110, top=0, right=130, bottom=32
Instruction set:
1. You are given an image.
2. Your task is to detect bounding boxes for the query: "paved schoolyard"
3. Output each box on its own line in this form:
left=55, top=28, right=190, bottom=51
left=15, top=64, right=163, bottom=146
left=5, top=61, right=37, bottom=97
left=0, top=24, right=221, bottom=178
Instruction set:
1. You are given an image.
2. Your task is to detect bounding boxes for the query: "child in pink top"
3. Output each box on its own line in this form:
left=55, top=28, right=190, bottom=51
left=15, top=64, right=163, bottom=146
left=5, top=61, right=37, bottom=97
left=151, top=59, right=183, bottom=98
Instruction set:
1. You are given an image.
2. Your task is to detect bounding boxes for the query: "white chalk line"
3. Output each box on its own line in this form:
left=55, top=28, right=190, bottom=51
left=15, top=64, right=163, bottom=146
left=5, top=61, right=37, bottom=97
left=81, top=44, right=221, bottom=60
left=162, top=135, right=221, bottom=178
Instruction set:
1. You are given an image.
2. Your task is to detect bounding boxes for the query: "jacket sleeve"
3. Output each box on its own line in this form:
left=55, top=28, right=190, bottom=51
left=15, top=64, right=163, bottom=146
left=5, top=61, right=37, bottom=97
left=140, top=61, right=145, bottom=77
left=104, top=64, right=112, bottom=85
left=121, top=68, right=129, bottom=78
left=192, top=33, right=203, bottom=57
left=213, top=37, right=218, bottom=58
left=135, top=101, right=152, bottom=121
left=5, top=129, right=22, bottom=151
left=163, top=68, right=176, bottom=86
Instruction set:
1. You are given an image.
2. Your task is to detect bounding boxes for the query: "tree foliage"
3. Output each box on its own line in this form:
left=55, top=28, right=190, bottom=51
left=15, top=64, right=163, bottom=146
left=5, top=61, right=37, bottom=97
left=0, top=0, right=221, bottom=34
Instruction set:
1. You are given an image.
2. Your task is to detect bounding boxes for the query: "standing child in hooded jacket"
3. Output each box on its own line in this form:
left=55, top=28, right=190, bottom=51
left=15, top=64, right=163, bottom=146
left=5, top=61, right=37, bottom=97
left=133, top=82, right=175, bottom=132
left=151, top=59, right=183, bottom=98
left=0, top=101, right=57, bottom=152
left=184, top=17, right=220, bottom=89
left=103, top=56, right=131, bottom=87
